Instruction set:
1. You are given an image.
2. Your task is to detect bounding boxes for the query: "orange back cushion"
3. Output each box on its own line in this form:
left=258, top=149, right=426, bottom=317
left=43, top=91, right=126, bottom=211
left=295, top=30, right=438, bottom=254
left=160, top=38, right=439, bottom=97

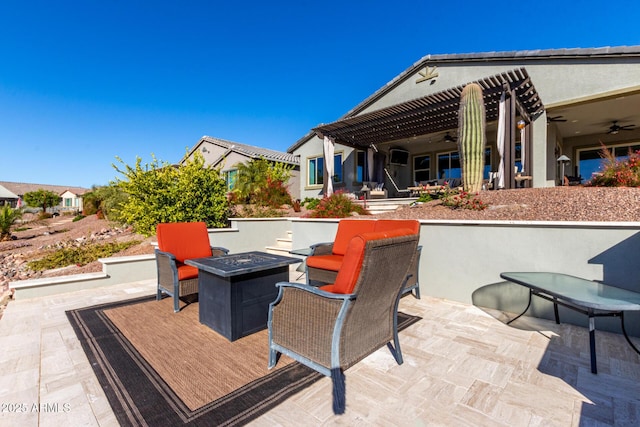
left=156, top=222, right=212, bottom=263
left=327, top=228, right=415, bottom=294
left=332, top=219, right=376, bottom=256
left=375, top=219, right=420, bottom=234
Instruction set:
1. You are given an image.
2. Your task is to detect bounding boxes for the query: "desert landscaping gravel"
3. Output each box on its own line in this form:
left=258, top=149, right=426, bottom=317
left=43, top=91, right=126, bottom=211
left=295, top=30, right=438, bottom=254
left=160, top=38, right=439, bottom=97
left=376, top=187, right=640, bottom=222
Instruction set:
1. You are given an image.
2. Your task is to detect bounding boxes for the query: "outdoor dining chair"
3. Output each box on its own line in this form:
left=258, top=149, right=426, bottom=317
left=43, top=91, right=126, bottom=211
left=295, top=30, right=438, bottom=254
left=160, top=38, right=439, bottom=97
left=155, top=222, right=229, bottom=312
left=267, top=228, right=419, bottom=414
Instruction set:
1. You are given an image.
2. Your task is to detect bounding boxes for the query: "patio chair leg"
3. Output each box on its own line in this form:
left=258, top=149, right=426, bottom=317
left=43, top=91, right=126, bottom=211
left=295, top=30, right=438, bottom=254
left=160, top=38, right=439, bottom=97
left=156, top=286, right=162, bottom=301
left=173, top=296, right=180, bottom=313
left=268, top=349, right=281, bottom=369
left=387, top=341, right=404, bottom=365
left=331, top=367, right=346, bottom=414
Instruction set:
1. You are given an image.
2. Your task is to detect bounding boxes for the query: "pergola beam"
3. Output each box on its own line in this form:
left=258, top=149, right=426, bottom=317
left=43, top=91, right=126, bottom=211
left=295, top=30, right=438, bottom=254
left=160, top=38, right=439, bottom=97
left=314, top=68, right=545, bottom=149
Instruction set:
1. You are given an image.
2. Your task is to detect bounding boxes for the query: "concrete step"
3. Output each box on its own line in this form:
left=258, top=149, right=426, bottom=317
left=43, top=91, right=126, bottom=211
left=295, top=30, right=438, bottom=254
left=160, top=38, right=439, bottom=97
left=265, top=231, right=294, bottom=256
left=264, top=245, right=292, bottom=256
left=274, top=237, right=292, bottom=248
left=367, top=204, right=401, bottom=215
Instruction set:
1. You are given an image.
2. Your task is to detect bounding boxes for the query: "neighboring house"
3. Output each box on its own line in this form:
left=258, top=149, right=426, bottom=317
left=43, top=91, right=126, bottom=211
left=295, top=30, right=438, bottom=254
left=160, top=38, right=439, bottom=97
left=0, top=181, right=90, bottom=213
left=288, top=46, right=640, bottom=199
left=0, top=184, right=19, bottom=208
left=183, top=135, right=301, bottom=200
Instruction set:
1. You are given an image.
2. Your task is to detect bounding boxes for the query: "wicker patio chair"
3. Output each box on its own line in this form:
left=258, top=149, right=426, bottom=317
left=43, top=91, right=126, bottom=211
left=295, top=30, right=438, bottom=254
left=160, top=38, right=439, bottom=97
left=155, top=222, right=229, bottom=312
left=268, top=229, right=419, bottom=414
left=306, top=219, right=422, bottom=298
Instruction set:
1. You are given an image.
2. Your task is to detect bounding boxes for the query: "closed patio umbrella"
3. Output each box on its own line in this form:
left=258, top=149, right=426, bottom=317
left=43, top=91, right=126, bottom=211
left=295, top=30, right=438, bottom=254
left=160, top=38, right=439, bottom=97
left=497, top=92, right=506, bottom=189
left=323, top=136, right=334, bottom=196
left=520, top=124, right=526, bottom=174
left=367, top=148, right=375, bottom=183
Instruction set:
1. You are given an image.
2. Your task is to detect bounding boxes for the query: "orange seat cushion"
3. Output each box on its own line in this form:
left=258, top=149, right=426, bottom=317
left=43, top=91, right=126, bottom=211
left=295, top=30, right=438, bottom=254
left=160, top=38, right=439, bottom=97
left=305, top=254, right=344, bottom=271
left=176, top=263, right=199, bottom=281
left=331, top=220, right=376, bottom=256
left=320, top=228, right=416, bottom=294
left=320, top=233, right=367, bottom=294
left=157, top=222, right=212, bottom=263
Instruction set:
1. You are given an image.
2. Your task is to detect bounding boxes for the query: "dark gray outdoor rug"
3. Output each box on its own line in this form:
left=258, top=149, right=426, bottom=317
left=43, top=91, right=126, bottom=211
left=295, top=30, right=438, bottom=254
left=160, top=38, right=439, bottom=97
left=66, top=295, right=421, bottom=426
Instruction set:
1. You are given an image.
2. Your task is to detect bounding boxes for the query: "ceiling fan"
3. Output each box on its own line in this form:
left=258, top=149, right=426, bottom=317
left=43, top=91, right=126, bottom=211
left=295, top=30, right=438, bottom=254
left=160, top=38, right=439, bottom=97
left=547, top=115, right=567, bottom=123
left=444, top=132, right=457, bottom=143
left=607, top=121, right=636, bottom=135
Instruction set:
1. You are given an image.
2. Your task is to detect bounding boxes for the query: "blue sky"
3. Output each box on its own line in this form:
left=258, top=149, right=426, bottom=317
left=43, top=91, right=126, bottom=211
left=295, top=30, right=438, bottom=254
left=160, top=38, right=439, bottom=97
left=1, top=1, right=639, bottom=189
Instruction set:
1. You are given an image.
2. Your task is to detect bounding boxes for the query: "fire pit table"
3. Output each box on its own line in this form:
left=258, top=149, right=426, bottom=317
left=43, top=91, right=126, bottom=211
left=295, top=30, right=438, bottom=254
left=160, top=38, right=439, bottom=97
left=186, top=251, right=299, bottom=341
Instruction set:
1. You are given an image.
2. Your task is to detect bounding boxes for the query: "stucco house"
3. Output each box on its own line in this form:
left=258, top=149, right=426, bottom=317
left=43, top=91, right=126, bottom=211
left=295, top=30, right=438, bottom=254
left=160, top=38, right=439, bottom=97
left=184, top=135, right=301, bottom=200
left=0, top=185, right=20, bottom=208
left=288, top=46, right=640, bottom=199
left=0, top=181, right=89, bottom=213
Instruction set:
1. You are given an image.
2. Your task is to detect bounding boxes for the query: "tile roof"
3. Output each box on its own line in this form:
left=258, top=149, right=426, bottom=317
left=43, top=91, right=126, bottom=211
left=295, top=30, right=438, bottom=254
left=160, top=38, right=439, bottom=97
left=0, top=181, right=91, bottom=197
left=199, top=136, right=299, bottom=165
left=0, top=185, right=19, bottom=199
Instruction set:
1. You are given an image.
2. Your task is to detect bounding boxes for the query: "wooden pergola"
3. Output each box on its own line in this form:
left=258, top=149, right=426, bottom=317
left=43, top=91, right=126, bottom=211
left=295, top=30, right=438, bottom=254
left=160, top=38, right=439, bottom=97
left=313, top=68, right=545, bottom=189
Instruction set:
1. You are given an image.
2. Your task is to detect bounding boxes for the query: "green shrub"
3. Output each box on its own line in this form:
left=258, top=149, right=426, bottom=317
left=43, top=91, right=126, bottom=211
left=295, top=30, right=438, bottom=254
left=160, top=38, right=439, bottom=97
left=113, top=151, right=229, bottom=236
left=82, top=184, right=129, bottom=221
left=252, top=176, right=292, bottom=208
left=417, top=193, right=433, bottom=203
left=72, top=214, right=86, bottom=222
left=301, top=197, right=321, bottom=210
left=306, top=192, right=370, bottom=218
left=27, top=240, right=141, bottom=271
left=589, top=146, right=640, bottom=187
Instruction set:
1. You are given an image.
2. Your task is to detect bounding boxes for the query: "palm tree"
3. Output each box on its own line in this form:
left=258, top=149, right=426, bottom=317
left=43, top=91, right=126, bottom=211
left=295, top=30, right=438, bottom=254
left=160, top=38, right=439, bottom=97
left=233, top=159, right=271, bottom=203
left=0, top=204, right=23, bottom=241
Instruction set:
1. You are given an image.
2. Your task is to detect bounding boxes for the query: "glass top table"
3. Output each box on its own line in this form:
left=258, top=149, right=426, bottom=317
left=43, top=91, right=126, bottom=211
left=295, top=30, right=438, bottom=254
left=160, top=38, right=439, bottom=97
left=500, top=272, right=640, bottom=374
left=500, top=272, right=640, bottom=312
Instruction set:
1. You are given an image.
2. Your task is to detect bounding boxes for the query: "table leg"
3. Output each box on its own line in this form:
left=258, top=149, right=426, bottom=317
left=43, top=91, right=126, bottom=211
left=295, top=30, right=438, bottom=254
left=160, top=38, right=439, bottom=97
left=620, top=311, right=640, bottom=356
left=588, top=314, right=597, bottom=374
left=507, top=289, right=533, bottom=325
left=553, top=298, right=560, bottom=324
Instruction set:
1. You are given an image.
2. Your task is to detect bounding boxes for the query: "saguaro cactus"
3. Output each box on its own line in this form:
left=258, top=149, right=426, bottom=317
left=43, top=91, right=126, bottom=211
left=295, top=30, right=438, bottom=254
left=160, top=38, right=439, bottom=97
left=457, top=83, right=486, bottom=193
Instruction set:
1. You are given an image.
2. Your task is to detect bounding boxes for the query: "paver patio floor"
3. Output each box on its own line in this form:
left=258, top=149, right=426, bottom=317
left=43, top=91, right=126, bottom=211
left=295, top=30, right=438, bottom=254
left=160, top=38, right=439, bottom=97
left=2, top=275, right=639, bottom=426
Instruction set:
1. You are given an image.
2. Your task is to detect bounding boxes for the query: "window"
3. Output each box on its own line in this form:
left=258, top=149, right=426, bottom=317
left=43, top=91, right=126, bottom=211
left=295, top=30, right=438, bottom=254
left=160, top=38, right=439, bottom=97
left=333, top=153, right=343, bottom=183
left=413, top=155, right=430, bottom=182
left=437, top=149, right=491, bottom=180
left=308, top=153, right=343, bottom=186
left=437, top=151, right=461, bottom=179
left=224, top=169, right=238, bottom=190
left=64, top=198, right=72, bottom=207
left=514, top=143, right=522, bottom=173
left=483, top=147, right=492, bottom=179
left=308, top=156, right=323, bottom=186
left=356, top=151, right=366, bottom=182
left=578, top=143, right=640, bottom=180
